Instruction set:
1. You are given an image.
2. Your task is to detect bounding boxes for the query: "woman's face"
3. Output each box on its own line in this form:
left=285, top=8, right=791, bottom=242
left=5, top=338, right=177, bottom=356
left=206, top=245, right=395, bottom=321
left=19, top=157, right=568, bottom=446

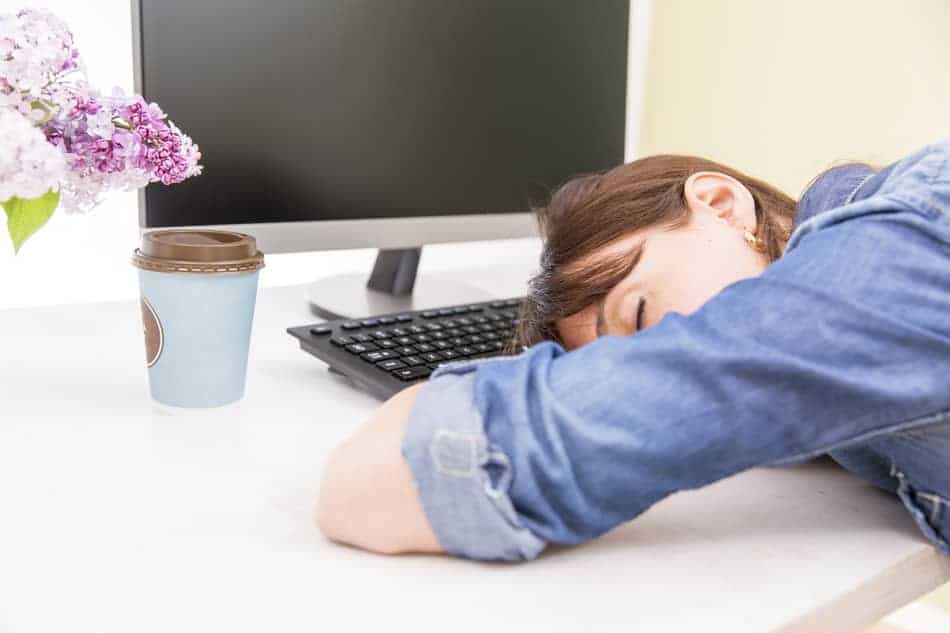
left=555, top=172, right=772, bottom=350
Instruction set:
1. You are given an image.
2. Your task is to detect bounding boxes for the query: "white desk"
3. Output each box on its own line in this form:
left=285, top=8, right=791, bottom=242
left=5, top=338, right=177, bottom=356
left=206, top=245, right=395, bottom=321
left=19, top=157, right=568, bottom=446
left=1, top=265, right=948, bottom=633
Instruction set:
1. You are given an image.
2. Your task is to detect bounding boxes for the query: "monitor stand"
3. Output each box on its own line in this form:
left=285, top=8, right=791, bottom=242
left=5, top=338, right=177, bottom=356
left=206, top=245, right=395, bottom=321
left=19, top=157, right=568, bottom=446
left=307, top=247, right=495, bottom=320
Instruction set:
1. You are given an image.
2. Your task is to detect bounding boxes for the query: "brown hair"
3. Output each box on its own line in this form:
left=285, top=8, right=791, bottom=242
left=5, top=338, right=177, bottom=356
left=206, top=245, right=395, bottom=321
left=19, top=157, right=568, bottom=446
left=504, top=155, right=797, bottom=353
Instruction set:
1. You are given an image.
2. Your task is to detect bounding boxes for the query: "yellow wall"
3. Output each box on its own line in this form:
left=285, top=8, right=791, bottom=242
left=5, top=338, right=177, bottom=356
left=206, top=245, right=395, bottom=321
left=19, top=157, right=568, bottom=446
left=638, top=0, right=950, bottom=198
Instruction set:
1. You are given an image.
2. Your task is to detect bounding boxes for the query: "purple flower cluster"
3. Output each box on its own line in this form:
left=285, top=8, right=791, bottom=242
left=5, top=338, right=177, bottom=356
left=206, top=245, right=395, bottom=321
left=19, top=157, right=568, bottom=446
left=41, top=85, right=202, bottom=212
left=126, top=100, right=201, bottom=185
left=1, top=7, right=201, bottom=214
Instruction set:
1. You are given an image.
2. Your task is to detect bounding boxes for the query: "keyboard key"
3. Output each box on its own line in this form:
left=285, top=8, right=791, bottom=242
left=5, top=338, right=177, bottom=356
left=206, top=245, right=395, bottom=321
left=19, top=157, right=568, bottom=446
left=451, top=307, right=468, bottom=315
left=473, top=316, right=489, bottom=324
left=309, top=325, right=332, bottom=335
left=465, top=334, right=484, bottom=344
left=341, top=321, right=362, bottom=330
left=376, top=340, right=398, bottom=349
left=437, top=308, right=454, bottom=316
left=396, top=314, right=413, bottom=322
left=441, top=319, right=458, bottom=328
left=377, top=359, right=407, bottom=371
left=408, top=325, right=426, bottom=334
left=395, top=346, right=417, bottom=356
left=449, top=337, right=466, bottom=346
left=414, top=343, right=435, bottom=353
left=393, top=366, right=432, bottom=380
left=400, top=355, right=425, bottom=366
left=487, top=314, right=504, bottom=321
left=345, top=342, right=378, bottom=354
left=477, top=323, right=494, bottom=332
left=379, top=316, right=397, bottom=324
left=360, top=318, right=379, bottom=327
left=504, top=299, right=521, bottom=307
left=423, top=323, right=443, bottom=331
left=430, top=331, right=449, bottom=340
left=433, top=340, right=452, bottom=349
left=412, top=333, right=433, bottom=343
left=421, top=310, right=438, bottom=318
left=330, top=336, right=354, bottom=346
left=445, top=328, right=463, bottom=336
left=457, top=346, right=477, bottom=356
left=491, top=340, right=506, bottom=349
left=467, top=305, right=483, bottom=312
left=440, top=349, right=461, bottom=359
left=483, top=331, right=500, bottom=340
left=394, top=336, right=414, bottom=345
left=456, top=317, right=473, bottom=325
left=390, top=327, right=409, bottom=336
left=474, top=343, right=492, bottom=352
left=361, top=350, right=397, bottom=362
left=462, top=326, right=480, bottom=334
left=351, top=333, right=373, bottom=343
left=421, top=352, right=444, bottom=363
left=370, top=330, right=391, bottom=339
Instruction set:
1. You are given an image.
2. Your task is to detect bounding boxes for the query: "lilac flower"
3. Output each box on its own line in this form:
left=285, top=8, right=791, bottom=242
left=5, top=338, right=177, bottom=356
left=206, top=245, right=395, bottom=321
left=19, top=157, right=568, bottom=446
left=0, top=107, right=66, bottom=202
left=0, top=7, right=202, bottom=217
left=0, top=8, right=81, bottom=117
left=39, top=85, right=202, bottom=212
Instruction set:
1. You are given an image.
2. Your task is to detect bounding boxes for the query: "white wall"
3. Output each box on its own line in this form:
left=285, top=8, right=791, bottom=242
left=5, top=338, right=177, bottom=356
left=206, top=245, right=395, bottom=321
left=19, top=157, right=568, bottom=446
left=0, top=0, right=544, bottom=310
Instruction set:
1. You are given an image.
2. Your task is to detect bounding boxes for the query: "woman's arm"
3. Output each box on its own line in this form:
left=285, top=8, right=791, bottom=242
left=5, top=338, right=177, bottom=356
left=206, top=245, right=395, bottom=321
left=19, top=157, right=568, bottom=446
left=316, top=382, right=443, bottom=555
left=319, top=142, right=950, bottom=560
left=398, top=193, right=950, bottom=560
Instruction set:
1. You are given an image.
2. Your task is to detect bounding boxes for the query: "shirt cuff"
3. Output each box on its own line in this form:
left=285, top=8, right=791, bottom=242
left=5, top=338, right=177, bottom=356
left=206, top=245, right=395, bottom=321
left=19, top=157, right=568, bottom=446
left=400, top=358, right=547, bottom=561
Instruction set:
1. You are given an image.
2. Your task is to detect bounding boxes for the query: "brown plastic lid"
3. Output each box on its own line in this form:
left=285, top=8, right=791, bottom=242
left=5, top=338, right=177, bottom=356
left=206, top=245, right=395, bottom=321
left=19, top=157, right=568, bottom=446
left=132, top=230, right=264, bottom=274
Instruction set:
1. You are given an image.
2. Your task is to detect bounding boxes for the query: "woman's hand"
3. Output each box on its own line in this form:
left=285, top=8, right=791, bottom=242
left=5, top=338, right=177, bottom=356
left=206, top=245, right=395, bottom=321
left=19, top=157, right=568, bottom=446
left=316, top=382, right=443, bottom=555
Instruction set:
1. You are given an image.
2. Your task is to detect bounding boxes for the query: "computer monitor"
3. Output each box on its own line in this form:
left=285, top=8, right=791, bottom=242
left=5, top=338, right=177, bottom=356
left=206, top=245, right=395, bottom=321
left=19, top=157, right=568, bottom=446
left=132, top=0, right=637, bottom=318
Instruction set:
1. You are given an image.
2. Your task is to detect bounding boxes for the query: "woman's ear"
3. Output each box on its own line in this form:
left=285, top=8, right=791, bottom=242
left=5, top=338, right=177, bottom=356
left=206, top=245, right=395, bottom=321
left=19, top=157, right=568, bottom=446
left=684, top=171, right=757, bottom=230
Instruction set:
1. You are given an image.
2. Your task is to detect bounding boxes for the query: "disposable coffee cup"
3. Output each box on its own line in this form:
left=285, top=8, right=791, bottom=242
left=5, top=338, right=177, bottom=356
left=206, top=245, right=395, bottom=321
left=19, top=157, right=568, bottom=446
left=132, top=230, right=264, bottom=408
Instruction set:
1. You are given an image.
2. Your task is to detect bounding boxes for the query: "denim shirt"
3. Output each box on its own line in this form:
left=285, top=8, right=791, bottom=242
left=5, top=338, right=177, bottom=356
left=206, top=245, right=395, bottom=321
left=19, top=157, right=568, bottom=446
left=401, top=140, right=950, bottom=561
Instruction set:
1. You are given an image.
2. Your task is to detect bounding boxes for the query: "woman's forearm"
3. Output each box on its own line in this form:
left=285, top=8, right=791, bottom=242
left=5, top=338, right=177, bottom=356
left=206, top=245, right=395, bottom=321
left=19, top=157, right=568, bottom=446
left=316, top=382, right=443, bottom=555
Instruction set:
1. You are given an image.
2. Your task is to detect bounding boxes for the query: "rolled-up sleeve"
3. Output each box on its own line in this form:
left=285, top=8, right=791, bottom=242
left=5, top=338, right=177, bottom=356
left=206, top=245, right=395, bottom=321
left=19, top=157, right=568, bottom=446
left=402, top=356, right=547, bottom=561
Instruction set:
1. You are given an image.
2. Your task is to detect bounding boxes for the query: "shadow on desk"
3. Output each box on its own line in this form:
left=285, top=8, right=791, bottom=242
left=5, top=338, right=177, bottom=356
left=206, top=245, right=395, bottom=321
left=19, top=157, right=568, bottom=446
left=543, top=456, right=922, bottom=562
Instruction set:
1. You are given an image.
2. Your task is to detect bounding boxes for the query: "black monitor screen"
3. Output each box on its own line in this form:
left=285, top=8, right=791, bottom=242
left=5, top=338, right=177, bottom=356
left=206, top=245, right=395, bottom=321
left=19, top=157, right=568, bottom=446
left=137, top=0, right=628, bottom=227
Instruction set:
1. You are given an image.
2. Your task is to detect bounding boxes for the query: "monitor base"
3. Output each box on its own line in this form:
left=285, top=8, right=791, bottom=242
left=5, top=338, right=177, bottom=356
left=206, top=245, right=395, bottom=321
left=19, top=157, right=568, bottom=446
left=307, top=273, right=495, bottom=320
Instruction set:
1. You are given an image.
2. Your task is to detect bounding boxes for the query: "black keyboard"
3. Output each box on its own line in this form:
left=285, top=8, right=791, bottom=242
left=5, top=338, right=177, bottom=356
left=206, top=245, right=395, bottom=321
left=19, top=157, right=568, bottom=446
left=287, top=297, right=524, bottom=400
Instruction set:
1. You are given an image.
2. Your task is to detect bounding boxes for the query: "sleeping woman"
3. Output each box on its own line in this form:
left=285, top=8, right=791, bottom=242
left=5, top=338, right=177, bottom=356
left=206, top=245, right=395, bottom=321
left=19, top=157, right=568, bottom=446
left=314, top=140, right=950, bottom=561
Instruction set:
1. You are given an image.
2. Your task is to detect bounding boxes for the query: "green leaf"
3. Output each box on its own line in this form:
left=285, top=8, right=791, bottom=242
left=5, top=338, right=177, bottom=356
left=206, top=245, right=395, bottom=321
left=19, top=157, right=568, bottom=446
left=2, top=190, right=61, bottom=253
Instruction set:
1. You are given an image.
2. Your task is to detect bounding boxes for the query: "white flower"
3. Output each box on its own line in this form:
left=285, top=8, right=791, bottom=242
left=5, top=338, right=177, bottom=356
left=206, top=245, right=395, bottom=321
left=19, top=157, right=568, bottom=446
left=85, top=108, right=113, bottom=138
left=56, top=167, right=150, bottom=215
left=0, top=9, right=81, bottom=117
left=0, top=107, right=66, bottom=202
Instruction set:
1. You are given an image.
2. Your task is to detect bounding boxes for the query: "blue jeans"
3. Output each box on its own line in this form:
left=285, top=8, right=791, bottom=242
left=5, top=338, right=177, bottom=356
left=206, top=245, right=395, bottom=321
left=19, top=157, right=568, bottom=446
left=402, top=140, right=950, bottom=561
left=829, top=422, right=950, bottom=552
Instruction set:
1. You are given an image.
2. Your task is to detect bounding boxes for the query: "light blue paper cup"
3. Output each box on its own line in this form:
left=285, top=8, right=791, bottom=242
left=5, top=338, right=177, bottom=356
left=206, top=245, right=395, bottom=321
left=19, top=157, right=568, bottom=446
left=133, top=230, right=264, bottom=408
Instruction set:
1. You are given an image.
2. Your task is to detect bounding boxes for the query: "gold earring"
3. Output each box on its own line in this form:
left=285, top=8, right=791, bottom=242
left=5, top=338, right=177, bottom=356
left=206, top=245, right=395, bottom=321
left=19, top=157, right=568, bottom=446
left=743, top=229, right=766, bottom=252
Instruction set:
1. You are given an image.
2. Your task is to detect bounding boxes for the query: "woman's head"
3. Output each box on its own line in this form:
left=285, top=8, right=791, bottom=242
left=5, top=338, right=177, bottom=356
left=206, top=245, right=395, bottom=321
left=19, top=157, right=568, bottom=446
left=509, top=155, right=797, bottom=352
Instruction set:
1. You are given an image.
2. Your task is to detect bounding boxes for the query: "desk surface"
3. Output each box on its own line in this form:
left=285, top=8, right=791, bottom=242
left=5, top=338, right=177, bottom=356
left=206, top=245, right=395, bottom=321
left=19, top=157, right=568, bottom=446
left=1, top=265, right=947, bottom=633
